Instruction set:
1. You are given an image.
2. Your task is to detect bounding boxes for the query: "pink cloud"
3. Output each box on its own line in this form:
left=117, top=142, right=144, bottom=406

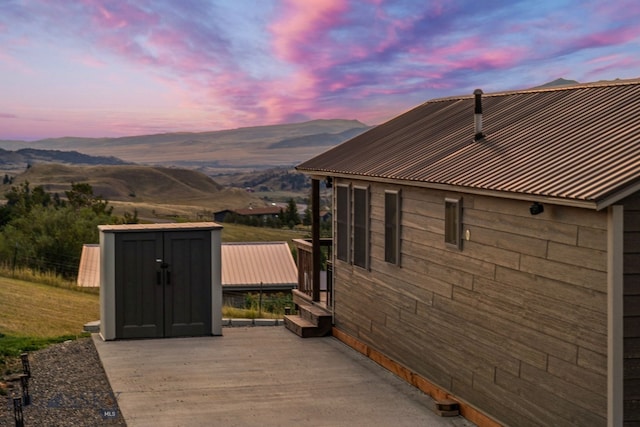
left=270, top=0, right=349, bottom=62
left=75, top=54, right=107, bottom=68
left=80, top=0, right=159, bottom=30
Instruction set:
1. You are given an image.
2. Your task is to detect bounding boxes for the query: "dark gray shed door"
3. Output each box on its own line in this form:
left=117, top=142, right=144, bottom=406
left=115, top=230, right=212, bottom=339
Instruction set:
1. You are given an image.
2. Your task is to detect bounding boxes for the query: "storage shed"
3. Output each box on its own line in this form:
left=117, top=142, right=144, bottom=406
left=99, top=222, right=223, bottom=340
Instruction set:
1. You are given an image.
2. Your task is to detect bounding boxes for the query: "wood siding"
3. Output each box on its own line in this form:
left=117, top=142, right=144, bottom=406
left=624, top=193, right=640, bottom=424
left=333, top=179, right=608, bottom=426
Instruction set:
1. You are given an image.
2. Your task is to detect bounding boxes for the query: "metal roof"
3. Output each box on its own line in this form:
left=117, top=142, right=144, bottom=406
left=77, top=241, right=297, bottom=290
left=77, top=244, right=100, bottom=287
left=297, top=79, right=640, bottom=209
left=221, top=242, right=297, bottom=290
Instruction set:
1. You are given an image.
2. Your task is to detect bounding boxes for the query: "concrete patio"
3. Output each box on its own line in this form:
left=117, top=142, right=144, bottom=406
left=93, top=326, right=475, bottom=426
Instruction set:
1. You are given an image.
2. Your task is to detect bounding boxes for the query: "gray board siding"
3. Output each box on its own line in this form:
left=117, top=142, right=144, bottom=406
left=333, top=179, right=608, bottom=426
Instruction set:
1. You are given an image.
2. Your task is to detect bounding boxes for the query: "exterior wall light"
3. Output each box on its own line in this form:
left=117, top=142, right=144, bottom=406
left=530, top=202, right=544, bottom=215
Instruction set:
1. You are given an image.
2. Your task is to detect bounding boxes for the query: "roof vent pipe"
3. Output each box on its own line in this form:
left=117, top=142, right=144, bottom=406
left=474, top=89, right=484, bottom=141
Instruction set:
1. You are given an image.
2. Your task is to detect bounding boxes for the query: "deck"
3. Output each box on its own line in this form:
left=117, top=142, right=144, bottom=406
left=93, top=327, right=475, bottom=426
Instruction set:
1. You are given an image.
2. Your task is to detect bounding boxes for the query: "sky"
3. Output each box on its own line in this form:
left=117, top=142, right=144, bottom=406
left=1, top=0, right=639, bottom=141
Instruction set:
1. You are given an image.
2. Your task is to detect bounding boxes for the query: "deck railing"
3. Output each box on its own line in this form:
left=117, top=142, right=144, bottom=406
left=293, top=238, right=332, bottom=306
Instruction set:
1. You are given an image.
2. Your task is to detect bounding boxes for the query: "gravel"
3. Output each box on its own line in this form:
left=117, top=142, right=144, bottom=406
left=1, top=337, right=126, bottom=426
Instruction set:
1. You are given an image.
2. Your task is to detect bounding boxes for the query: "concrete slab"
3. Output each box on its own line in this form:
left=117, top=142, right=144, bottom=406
left=93, top=328, right=475, bottom=427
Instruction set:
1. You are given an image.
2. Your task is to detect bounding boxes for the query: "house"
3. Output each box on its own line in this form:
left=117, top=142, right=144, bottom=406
left=294, top=79, right=640, bottom=426
left=213, top=205, right=282, bottom=223
left=221, top=241, right=298, bottom=306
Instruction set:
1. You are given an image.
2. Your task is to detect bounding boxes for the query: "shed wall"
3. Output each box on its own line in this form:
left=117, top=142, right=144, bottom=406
left=333, top=179, right=608, bottom=426
left=624, top=192, right=640, bottom=422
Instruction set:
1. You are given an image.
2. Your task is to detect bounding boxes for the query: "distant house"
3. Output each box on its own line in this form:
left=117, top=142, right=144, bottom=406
left=221, top=241, right=297, bottom=306
left=296, top=80, right=640, bottom=426
left=213, top=206, right=282, bottom=223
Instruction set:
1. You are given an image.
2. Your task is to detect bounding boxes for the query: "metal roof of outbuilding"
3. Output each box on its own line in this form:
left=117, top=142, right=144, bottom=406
left=77, top=240, right=297, bottom=290
left=297, top=79, right=640, bottom=210
left=77, top=244, right=100, bottom=287
left=221, top=241, right=297, bottom=290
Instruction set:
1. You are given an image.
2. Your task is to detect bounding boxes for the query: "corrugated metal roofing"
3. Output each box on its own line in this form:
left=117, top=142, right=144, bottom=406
left=221, top=242, right=297, bottom=289
left=77, top=244, right=100, bottom=287
left=297, top=79, right=640, bottom=209
left=77, top=241, right=297, bottom=290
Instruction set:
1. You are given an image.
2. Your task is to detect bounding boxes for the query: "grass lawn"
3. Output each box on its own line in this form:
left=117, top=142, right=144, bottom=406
left=0, top=275, right=99, bottom=379
left=221, top=222, right=309, bottom=243
left=0, top=276, right=98, bottom=338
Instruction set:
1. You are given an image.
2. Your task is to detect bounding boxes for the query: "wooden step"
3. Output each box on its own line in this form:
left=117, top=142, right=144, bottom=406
left=299, top=303, right=332, bottom=328
left=284, top=315, right=325, bottom=338
left=284, top=302, right=332, bottom=337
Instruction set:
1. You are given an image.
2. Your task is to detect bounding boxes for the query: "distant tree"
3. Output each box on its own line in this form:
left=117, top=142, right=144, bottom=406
left=282, top=198, right=300, bottom=229
left=0, top=182, right=52, bottom=227
left=122, top=209, right=139, bottom=224
left=65, top=182, right=113, bottom=216
left=302, top=205, right=312, bottom=226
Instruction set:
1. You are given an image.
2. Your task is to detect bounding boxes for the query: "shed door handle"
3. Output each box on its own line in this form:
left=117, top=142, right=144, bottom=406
left=157, top=271, right=162, bottom=285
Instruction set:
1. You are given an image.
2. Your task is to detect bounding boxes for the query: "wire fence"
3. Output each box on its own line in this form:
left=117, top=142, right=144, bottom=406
left=3, top=246, right=81, bottom=280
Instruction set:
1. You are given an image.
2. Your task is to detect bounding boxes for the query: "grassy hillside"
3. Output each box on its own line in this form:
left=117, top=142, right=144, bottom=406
left=3, top=163, right=268, bottom=218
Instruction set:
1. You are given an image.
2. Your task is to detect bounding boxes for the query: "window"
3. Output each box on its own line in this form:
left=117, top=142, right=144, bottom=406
left=384, top=190, right=401, bottom=264
left=444, top=197, right=462, bottom=249
left=336, top=185, right=350, bottom=262
left=353, top=186, right=370, bottom=268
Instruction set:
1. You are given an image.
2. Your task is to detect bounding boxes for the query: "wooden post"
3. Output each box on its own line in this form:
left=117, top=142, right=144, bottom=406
left=312, top=178, right=320, bottom=302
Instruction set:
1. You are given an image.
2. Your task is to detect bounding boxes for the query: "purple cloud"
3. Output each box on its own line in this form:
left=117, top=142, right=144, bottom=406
left=0, top=0, right=639, bottom=139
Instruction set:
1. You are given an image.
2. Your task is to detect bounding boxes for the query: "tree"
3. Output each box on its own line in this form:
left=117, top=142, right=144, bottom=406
left=0, top=182, right=52, bottom=227
left=0, top=204, right=115, bottom=276
left=302, top=205, right=312, bottom=226
left=65, top=182, right=113, bottom=215
left=0, top=181, right=120, bottom=277
left=282, top=198, right=300, bottom=229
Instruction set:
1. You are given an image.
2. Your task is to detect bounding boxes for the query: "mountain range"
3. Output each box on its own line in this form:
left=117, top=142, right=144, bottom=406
left=0, top=119, right=371, bottom=173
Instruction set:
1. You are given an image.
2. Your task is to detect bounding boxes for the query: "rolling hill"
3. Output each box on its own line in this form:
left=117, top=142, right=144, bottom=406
left=0, top=119, right=372, bottom=172
left=0, top=147, right=128, bottom=173
left=4, top=164, right=266, bottom=219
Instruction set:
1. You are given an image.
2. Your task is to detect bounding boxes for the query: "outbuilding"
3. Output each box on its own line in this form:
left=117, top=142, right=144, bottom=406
left=99, top=222, right=223, bottom=340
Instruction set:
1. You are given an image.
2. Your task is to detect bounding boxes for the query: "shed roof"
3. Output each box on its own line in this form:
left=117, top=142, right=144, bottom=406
left=297, top=79, right=640, bottom=210
left=221, top=242, right=297, bottom=290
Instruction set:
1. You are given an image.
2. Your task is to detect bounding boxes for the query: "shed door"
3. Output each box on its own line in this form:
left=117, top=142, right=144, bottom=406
left=115, top=231, right=212, bottom=338
left=164, top=231, right=211, bottom=337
